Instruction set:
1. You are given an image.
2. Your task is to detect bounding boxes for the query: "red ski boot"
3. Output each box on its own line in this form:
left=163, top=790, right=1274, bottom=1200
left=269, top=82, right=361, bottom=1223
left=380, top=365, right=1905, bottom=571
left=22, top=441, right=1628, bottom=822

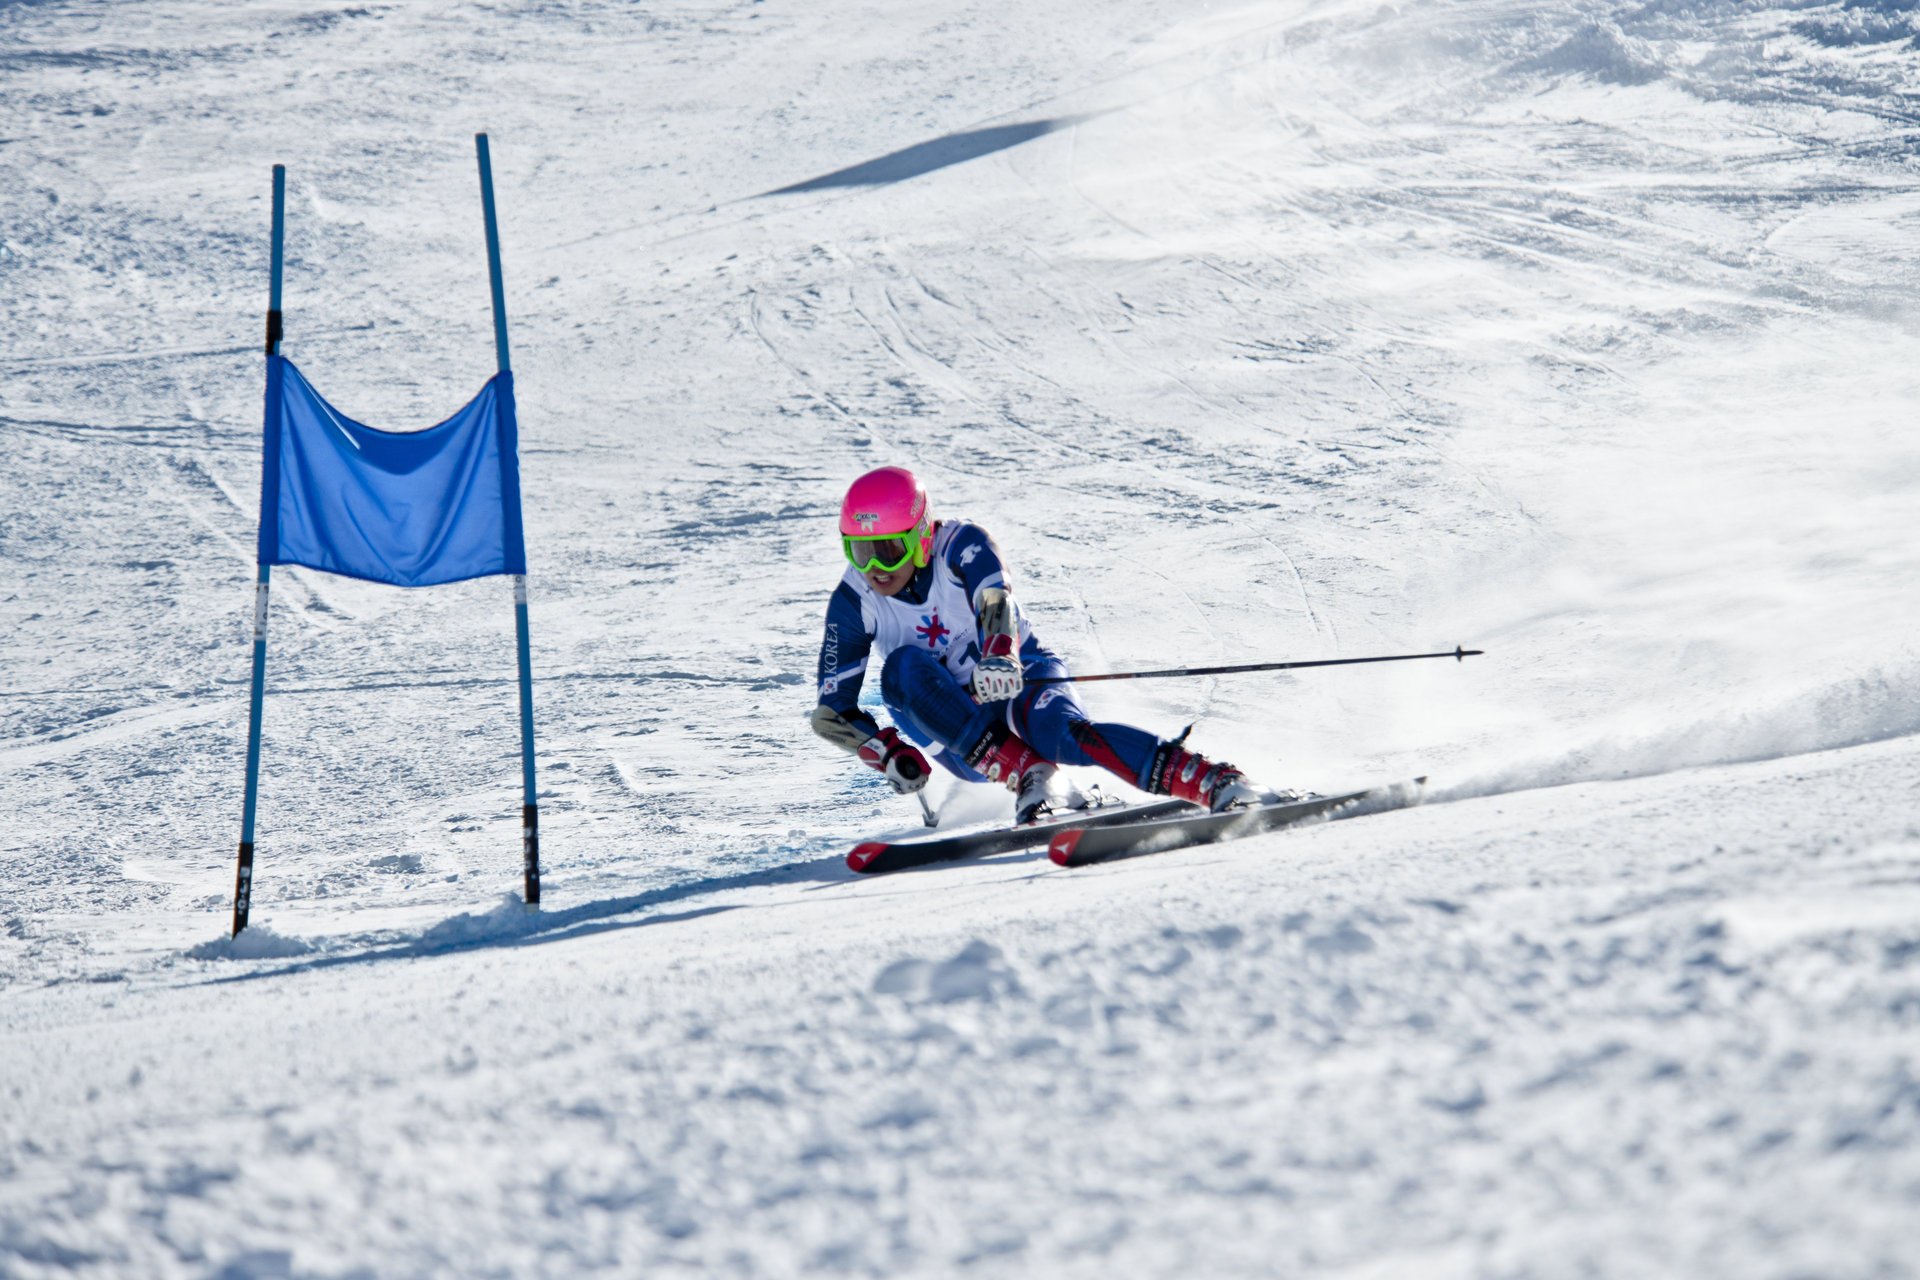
left=970, top=728, right=1058, bottom=825
left=1151, top=737, right=1265, bottom=813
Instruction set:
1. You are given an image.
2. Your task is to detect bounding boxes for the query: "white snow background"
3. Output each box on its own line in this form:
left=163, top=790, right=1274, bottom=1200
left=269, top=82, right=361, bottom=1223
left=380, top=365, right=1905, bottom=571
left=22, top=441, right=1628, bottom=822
left=4, top=0, right=1920, bottom=1276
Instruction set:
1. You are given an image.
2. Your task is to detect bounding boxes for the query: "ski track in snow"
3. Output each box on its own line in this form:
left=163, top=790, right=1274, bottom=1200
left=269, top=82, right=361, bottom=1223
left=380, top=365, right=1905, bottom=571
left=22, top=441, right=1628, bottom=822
left=3, top=1, right=1919, bottom=1276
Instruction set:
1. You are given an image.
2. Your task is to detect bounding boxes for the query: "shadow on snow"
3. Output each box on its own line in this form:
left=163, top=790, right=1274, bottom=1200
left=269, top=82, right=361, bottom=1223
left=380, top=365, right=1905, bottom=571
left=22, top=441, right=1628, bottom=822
left=195, top=850, right=857, bottom=983
left=760, top=117, right=1082, bottom=195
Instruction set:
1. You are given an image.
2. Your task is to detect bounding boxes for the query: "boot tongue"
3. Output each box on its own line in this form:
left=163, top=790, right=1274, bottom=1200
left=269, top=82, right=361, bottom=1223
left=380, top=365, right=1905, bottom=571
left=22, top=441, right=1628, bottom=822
left=971, top=730, right=1044, bottom=787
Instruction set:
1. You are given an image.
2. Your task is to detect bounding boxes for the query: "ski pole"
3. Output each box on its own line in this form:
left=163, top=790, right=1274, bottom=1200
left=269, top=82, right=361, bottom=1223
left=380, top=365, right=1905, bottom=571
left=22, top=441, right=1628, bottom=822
left=1029, top=646, right=1483, bottom=685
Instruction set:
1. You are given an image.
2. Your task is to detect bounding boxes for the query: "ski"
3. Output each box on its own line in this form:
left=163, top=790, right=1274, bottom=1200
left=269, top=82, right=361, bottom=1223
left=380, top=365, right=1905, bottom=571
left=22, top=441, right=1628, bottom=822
left=847, top=798, right=1196, bottom=875
left=1048, top=779, right=1427, bottom=868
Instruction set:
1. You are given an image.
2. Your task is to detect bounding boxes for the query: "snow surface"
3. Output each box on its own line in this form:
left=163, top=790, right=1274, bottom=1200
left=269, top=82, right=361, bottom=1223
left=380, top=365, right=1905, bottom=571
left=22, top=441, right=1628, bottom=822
left=4, top=0, right=1920, bottom=1275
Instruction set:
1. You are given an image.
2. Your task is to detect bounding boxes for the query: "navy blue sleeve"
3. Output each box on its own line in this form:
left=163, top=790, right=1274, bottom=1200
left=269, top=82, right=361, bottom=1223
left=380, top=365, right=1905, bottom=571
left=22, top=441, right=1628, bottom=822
left=816, top=580, right=878, bottom=734
left=944, top=523, right=1010, bottom=607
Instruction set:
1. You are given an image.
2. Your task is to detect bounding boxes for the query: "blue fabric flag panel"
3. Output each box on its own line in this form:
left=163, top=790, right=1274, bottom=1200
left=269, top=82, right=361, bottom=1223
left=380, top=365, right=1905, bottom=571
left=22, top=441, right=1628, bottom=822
left=259, top=356, right=527, bottom=587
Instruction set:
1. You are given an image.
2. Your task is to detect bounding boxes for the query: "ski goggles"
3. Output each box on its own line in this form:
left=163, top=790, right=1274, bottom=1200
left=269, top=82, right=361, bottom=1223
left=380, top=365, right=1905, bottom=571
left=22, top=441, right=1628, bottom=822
left=843, top=527, right=923, bottom=574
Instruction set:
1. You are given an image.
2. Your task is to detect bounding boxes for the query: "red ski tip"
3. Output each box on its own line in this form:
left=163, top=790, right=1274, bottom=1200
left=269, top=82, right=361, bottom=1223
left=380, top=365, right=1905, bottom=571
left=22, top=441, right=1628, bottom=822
left=848, top=842, right=888, bottom=873
left=1048, top=830, right=1084, bottom=866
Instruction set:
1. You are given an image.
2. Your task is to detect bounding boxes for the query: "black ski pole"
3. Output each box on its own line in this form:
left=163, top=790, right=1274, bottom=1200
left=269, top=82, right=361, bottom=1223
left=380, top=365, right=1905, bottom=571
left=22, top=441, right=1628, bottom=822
left=1028, top=646, right=1483, bottom=686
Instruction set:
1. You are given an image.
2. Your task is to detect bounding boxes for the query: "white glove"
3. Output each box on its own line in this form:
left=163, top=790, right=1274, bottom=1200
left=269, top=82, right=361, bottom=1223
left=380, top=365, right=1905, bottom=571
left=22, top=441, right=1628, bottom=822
left=970, top=638, right=1024, bottom=704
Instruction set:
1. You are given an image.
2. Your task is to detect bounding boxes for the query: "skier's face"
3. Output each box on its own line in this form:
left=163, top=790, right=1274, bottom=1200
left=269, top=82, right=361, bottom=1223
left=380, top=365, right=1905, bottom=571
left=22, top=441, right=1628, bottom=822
left=864, top=564, right=911, bottom=596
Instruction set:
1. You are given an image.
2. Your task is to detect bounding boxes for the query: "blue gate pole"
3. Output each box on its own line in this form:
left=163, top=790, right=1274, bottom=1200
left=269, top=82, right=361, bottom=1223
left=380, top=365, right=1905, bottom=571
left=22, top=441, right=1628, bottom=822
left=476, top=133, right=540, bottom=908
left=234, top=163, right=286, bottom=936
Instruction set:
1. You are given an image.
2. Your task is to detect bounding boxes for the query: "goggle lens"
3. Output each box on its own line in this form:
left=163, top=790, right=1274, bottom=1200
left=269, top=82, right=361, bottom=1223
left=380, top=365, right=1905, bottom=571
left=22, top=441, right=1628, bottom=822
left=844, top=533, right=917, bottom=573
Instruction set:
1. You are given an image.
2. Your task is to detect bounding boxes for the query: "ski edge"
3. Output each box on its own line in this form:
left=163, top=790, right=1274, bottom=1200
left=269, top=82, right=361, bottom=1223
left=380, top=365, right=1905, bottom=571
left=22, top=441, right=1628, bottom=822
left=1049, top=778, right=1427, bottom=868
left=847, top=797, right=1196, bottom=875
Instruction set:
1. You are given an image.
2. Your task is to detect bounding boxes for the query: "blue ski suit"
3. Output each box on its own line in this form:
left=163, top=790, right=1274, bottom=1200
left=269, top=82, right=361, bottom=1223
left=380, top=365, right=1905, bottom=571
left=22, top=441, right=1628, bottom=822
left=814, top=519, right=1165, bottom=789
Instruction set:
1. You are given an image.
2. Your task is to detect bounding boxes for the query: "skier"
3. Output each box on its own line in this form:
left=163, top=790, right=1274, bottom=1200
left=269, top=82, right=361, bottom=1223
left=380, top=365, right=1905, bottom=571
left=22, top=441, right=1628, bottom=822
left=810, top=465, right=1274, bottom=825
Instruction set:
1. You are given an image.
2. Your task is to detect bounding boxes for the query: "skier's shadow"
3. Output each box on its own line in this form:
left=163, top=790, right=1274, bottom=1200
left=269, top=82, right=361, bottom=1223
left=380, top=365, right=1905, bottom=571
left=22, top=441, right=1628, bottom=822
left=194, top=852, right=854, bottom=985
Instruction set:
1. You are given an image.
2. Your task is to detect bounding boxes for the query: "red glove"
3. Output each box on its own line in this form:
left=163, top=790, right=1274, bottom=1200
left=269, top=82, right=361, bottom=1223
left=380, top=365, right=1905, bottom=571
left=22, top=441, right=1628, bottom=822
left=858, top=728, right=930, bottom=794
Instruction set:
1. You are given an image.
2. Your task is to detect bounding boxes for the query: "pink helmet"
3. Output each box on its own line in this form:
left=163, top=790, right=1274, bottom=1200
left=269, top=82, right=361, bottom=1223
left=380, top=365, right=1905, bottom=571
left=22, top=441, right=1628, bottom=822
left=839, top=466, right=934, bottom=569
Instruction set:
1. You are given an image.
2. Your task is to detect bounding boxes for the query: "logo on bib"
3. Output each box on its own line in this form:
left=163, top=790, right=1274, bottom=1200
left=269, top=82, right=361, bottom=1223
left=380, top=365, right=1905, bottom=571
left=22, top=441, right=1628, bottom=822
left=916, top=612, right=951, bottom=650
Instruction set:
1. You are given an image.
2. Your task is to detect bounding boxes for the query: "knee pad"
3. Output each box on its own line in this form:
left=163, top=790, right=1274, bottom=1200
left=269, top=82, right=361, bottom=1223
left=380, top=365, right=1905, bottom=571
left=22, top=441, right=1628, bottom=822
left=1014, top=681, right=1087, bottom=751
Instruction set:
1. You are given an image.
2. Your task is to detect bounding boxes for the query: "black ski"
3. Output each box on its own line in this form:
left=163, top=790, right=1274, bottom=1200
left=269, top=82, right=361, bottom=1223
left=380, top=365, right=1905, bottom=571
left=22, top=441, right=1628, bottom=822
left=1048, top=779, right=1427, bottom=868
left=848, top=798, right=1196, bottom=875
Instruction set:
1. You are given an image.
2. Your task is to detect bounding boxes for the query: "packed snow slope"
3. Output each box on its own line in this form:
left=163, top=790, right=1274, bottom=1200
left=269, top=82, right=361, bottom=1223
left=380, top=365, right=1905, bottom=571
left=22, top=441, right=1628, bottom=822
left=4, top=1, right=1920, bottom=1276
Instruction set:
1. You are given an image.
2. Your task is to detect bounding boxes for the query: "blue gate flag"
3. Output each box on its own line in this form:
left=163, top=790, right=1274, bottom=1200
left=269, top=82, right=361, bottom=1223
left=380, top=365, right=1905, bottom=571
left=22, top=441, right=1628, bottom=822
left=258, top=356, right=527, bottom=587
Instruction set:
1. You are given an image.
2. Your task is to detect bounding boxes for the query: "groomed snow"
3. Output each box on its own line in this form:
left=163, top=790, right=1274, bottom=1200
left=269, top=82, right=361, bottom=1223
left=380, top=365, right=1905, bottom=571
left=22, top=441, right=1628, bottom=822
left=3, top=1, right=1918, bottom=1276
